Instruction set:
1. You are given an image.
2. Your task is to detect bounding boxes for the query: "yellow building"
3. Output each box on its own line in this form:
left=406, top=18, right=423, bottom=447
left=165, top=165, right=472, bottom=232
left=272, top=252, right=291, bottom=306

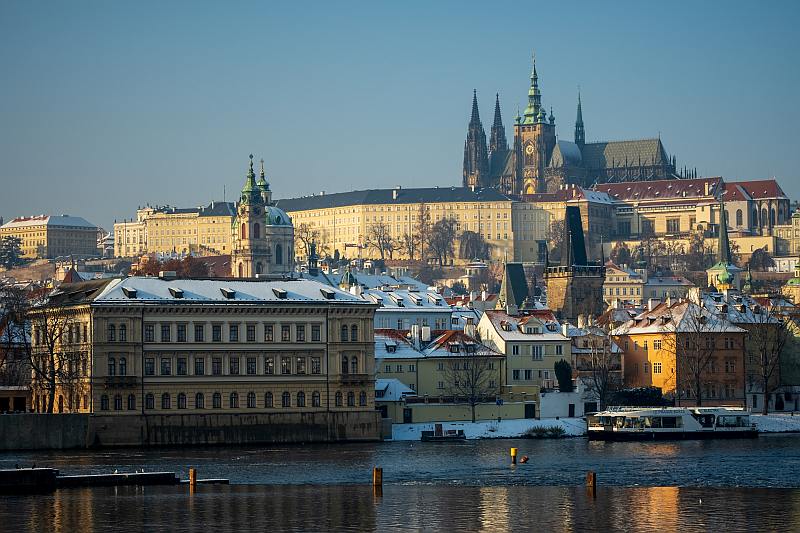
left=604, top=264, right=694, bottom=305
left=1, top=215, right=98, bottom=259
left=276, top=186, right=548, bottom=264
left=29, top=276, right=377, bottom=416
left=113, top=202, right=235, bottom=258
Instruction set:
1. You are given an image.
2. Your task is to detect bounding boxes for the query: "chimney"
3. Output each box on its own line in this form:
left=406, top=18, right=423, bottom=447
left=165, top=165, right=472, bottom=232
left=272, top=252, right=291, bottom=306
left=464, top=323, right=476, bottom=338
left=159, top=270, right=177, bottom=280
left=469, top=291, right=476, bottom=302
left=647, top=298, right=660, bottom=312
left=561, top=323, right=570, bottom=337
left=688, top=287, right=702, bottom=305
left=392, top=186, right=401, bottom=200
left=481, top=290, right=487, bottom=301
left=506, top=304, right=518, bottom=316
left=577, top=314, right=586, bottom=329
left=411, top=324, right=421, bottom=350
left=704, top=181, right=710, bottom=196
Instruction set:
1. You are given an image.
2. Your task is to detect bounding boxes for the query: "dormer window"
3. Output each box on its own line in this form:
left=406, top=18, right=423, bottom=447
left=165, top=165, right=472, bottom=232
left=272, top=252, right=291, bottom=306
left=220, top=288, right=235, bottom=299
left=168, top=287, right=184, bottom=299
left=448, top=342, right=460, bottom=353
left=272, top=288, right=288, bottom=299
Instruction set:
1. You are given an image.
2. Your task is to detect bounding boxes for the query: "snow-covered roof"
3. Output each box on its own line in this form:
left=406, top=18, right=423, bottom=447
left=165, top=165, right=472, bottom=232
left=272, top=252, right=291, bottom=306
left=612, top=299, right=747, bottom=335
left=374, top=329, right=499, bottom=360
left=364, top=289, right=449, bottom=312
left=375, top=378, right=415, bottom=401
left=1, top=214, right=97, bottom=230
left=92, top=277, right=373, bottom=305
left=481, top=310, right=568, bottom=342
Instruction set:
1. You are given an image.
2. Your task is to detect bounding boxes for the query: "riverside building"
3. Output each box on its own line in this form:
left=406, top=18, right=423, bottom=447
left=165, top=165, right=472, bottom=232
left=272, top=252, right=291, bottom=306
left=1, top=215, right=99, bottom=259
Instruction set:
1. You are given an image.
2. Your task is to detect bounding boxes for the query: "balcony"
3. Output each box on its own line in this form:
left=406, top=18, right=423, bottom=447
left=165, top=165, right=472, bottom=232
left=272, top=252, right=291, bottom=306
left=103, top=376, right=140, bottom=388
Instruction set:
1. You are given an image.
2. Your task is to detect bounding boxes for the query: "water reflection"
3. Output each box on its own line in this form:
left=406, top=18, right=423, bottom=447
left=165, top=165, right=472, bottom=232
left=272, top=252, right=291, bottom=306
left=1, top=485, right=798, bottom=532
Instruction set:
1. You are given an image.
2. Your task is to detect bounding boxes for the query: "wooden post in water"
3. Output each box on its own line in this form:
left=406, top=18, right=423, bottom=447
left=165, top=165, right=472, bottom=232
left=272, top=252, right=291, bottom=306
left=189, top=468, right=197, bottom=488
left=372, top=467, right=383, bottom=498
left=510, top=448, right=518, bottom=465
left=586, top=470, right=596, bottom=498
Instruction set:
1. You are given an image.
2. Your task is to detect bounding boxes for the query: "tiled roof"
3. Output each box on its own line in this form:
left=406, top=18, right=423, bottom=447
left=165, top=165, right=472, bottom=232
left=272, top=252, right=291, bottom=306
left=481, top=309, right=566, bottom=342
left=519, top=186, right=613, bottom=204
left=275, top=187, right=512, bottom=212
left=548, top=140, right=583, bottom=168
left=581, top=139, right=669, bottom=169
left=612, top=300, right=746, bottom=335
left=730, top=179, right=787, bottom=200
left=595, top=177, right=723, bottom=202
left=723, top=183, right=751, bottom=202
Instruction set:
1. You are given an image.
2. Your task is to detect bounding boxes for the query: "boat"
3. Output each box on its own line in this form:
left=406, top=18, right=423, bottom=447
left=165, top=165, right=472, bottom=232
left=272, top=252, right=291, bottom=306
left=420, top=424, right=467, bottom=441
left=586, top=406, right=758, bottom=440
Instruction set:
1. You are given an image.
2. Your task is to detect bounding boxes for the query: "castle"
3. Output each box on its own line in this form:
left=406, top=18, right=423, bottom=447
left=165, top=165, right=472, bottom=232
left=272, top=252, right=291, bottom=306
left=463, top=59, right=686, bottom=195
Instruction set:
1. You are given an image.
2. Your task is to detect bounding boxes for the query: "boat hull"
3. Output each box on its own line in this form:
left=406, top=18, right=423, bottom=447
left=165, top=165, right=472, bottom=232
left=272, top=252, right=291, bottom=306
left=587, top=429, right=758, bottom=441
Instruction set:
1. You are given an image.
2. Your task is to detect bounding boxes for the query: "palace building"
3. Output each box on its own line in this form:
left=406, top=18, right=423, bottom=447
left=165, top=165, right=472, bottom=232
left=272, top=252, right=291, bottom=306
left=1, top=215, right=99, bottom=259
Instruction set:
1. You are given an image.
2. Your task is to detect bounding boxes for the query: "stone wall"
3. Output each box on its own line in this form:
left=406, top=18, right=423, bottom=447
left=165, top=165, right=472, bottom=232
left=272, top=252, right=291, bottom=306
left=0, top=411, right=381, bottom=451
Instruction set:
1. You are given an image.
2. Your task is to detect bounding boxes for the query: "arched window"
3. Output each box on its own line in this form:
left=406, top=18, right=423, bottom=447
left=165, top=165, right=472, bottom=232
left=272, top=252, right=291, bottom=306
left=145, top=393, right=154, bottom=410
left=178, top=393, right=187, bottom=409
left=752, top=209, right=758, bottom=227
left=253, top=223, right=260, bottom=239
left=108, top=357, right=116, bottom=376
left=195, top=393, right=205, bottom=409
left=255, top=262, right=263, bottom=275
left=107, top=324, right=116, bottom=341
left=100, top=395, right=109, bottom=411
left=241, top=223, right=247, bottom=239
left=347, top=391, right=355, bottom=407
left=247, top=391, right=256, bottom=408
left=119, top=324, right=127, bottom=342
left=119, top=357, right=127, bottom=376
left=351, top=356, right=358, bottom=374
left=340, top=325, right=349, bottom=342
left=161, top=393, right=171, bottom=409
left=761, top=208, right=768, bottom=227
left=296, top=391, right=306, bottom=407
left=229, top=392, right=239, bottom=408
left=770, top=208, right=776, bottom=227
left=238, top=263, right=244, bottom=277
left=312, top=391, right=321, bottom=407
left=335, top=391, right=343, bottom=407
left=341, top=356, right=349, bottom=374
left=114, top=394, right=122, bottom=410
left=350, top=324, right=358, bottom=342
left=359, top=391, right=367, bottom=406
left=276, top=244, right=283, bottom=265
left=127, top=394, right=135, bottom=410
left=213, top=392, right=222, bottom=408
left=736, top=209, right=743, bottom=227
left=265, top=392, right=273, bottom=408
left=282, top=391, right=291, bottom=407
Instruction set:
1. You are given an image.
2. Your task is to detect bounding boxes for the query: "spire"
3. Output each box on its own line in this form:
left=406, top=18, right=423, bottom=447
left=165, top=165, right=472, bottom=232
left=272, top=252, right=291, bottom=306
left=574, top=89, right=585, bottom=147
left=717, top=201, right=733, bottom=265
left=489, top=93, right=508, bottom=153
left=523, top=54, right=542, bottom=124
left=257, top=158, right=268, bottom=188
left=470, top=89, right=481, bottom=125
left=463, top=90, right=489, bottom=188
left=240, top=154, right=258, bottom=204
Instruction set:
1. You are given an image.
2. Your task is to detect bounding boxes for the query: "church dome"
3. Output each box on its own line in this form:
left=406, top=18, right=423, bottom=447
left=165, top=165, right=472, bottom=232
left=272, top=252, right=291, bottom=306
left=264, top=206, right=292, bottom=227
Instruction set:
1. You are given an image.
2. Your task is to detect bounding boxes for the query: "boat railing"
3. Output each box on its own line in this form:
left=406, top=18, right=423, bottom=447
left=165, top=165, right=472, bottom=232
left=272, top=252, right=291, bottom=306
left=603, top=406, right=687, bottom=412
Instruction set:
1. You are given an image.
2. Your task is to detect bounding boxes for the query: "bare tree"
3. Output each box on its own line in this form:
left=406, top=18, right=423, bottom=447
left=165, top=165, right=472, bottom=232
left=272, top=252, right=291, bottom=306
left=576, top=326, right=621, bottom=410
left=546, top=219, right=565, bottom=264
left=365, top=222, right=395, bottom=261
left=295, top=223, right=330, bottom=261
left=414, top=203, right=431, bottom=262
left=397, top=232, right=418, bottom=261
left=442, top=346, right=500, bottom=423
left=428, top=217, right=458, bottom=267
left=458, top=230, right=491, bottom=261
left=0, top=286, right=32, bottom=389
left=745, top=301, right=791, bottom=414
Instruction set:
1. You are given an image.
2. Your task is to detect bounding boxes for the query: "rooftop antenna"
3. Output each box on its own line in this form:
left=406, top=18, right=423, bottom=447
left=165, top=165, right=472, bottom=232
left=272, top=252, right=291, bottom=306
left=223, top=184, right=226, bottom=203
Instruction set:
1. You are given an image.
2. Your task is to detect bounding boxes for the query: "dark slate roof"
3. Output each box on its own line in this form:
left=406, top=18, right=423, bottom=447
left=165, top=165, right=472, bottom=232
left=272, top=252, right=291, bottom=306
left=490, top=149, right=515, bottom=179
left=548, top=140, right=583, bottom=168
left=581, top=139, right=669, bottom=169
left=276, top=187, right=512, bottom=211
left=198, top=201, right=236, bottom=217
left=498, top=262, right=529, bottom=309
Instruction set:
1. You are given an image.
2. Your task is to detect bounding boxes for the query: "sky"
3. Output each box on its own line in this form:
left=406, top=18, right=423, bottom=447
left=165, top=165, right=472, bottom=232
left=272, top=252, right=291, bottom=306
left=1, top=1, right=799, bottom=231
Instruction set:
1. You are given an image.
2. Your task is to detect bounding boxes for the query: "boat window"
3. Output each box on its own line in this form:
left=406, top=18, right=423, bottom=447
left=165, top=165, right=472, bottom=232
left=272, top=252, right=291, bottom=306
left=662, top=416, right=678, bottom=428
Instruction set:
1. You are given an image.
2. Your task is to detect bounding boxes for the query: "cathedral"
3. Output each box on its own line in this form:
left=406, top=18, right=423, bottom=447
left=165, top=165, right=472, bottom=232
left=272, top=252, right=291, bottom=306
left=231, top=155, right=294, bottom=278
left=463, top=59, right=684, bottom=195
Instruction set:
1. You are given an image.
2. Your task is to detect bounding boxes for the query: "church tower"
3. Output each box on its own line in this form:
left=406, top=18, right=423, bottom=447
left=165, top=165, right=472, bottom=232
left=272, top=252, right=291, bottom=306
left=706, top=201, right=742, bottom=291
left=574, top=91, right=585, bottom=148
left=463, top=90, right=490, bottom=189
left=513, top=58, right=557, bottom=194
left=489, top=93, right=508, bottom=154
left=231, top=155, right=295, bottom=278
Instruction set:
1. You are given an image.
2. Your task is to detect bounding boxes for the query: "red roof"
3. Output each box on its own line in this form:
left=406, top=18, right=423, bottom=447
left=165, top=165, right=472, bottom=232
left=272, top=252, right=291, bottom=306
left=595, top=177, right=722, bottom=202
left=723, top=183, right=751, bottom=202
left=729, top=179, right=786, bottom=200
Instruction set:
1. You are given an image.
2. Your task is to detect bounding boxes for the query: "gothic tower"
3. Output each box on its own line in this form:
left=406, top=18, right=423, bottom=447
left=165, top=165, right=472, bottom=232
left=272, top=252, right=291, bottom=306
left=462, top=90, right=490, bottom=189
left=574, top=90, right=585, bottom=148
left=489, top=93, right=507, bottom=154
left=513, top=58, right=557, bottom=194
left=231, top=155, right=295, bottom=278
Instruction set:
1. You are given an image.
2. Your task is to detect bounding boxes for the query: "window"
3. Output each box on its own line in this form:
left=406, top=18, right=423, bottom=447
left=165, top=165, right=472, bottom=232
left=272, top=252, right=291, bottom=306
left=512, top=345, right=520, bottom=355
left=297, top=391, right=306, bottom=407
left=347, top=391, right=355, bottom=407
left=341, top=325, right=349, bottom=342
left=247, top=391, right=256, bottom=408
left=644, top=362, right=649, bottom=373
left=512, top=370, right=520, bottom=380
left=161, top=324, right=170, bottom=342
left=437, top=381, right=444, bottom=390
left=264, top=324, right=274, bottom=342
left=282, top=391, right=291, bottom=407
left=408, top=364, right=416, bottom=372
left=297, top=325, right=306, bottom=342
left=281, top=325, right=291, bottom=342
left=725, top=360, right=736, bottom=373
left=145, top=393, right=154, bottom=410
left=229, top=392, right=239, bottom=408
left=281, top=357, right=291, bottom=375
left=335, top=391, right=343, bottom=406
left=177, top=324, right=187, bottom=342
left=311, top=357, right=321, bottom=374
left=107, top=324, right=116, bottom=342
left=127, top=394, right=135, bottom=410
left=654, top=339, right=662, bottom=350
left=119, top=357, right=127, bottom=376
left=341, top=356, right=349, bottom=374
left=229, top=324, right=239, bottom=342
left=119, top=324, right=127, bottom=342
left=114, top=394, right=122, bottom=411
left=359, top=391, right=367, bottom=406
left=296, top=357, right=306, bottom=375
left=437, top=362, right=444, bottom=371
left=178, top=393, right=187, bottom=409
left=247, top=357, right=257, bottom=375
left=177, top=357, right=187, bottom=376
left=213, top=392, right=222, bottom=409
left=312, top=391, right=321, bottom=407
left=351, top=357, right=359, bottom=374
left=247, top=324, right=256, bottom=342
left=555, top=345, right=563, bottom=355
left=212, top=357, right=222, bottom=375
left=108, top=357, right=116, bottom=376
left=195, top=358, right=205, bottom=376
left=195, top=393, right=205, bottom=409
left=524, top=369, right=532, bottom=380
left=666, top=218, right=680, bottom=233
left=161, top=358, right=171, bottom=375
left=350, top=325, right=358, bottom=342
left=265, top=357, right=274, bottom=375
left=100, top=395, right=109, bottom=410
left=161, top=393, right=171, bottom=409
left=532, top=345, right=543, bottom=360
left=311, top=325, right=321, bottom=342
left=653, top=362, right=662, bottom=374
left=265, top=392, right=273, bottom=408
left=229, top=357, right=240, bottom=375
left=212, top=324, right=222, bottom=342
left=194, top=324, right=204, bottom=342
left=643, top=340, right=648, bottom=350
left=395, top=364, right=403, bottom=373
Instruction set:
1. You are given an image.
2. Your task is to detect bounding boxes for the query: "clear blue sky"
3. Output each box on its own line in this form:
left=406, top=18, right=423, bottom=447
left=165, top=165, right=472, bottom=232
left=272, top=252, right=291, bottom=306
left=1, top=1, right=798, bottom=231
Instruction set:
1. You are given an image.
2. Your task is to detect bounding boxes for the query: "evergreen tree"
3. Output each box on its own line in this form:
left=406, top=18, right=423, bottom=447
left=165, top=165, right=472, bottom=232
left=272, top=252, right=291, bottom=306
left=0, top=236, right=24, bottom=269
left=554, top=359, right=574, bottom=392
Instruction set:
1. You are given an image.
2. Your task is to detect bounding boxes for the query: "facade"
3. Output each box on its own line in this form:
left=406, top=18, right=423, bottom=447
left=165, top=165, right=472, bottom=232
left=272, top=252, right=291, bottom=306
left=363, top=288, right=452, bottom=331
left=1, top=215, right=98, bottom=259
left=463, top=59, right=681, bottom=195
left=774, top=211, right=800, bottom=257
left=724, top=180, right=791, bottom=236
left=28, top=276, right=377, bottom=417
left=604, top=264, right=694, bottom=305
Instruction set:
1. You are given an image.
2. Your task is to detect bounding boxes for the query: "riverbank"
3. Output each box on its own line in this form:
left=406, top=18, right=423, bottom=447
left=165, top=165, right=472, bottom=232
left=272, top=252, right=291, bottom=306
left=391, top=413, right=800, bottom=440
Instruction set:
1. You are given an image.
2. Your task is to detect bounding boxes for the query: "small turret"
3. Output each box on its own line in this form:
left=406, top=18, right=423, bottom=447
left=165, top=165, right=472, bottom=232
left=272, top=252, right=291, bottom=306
left=240, top=154, right=261, bottom=205
left=574, top=90, right=585, bottom=147
left=257, top=158, right=272, bottom=205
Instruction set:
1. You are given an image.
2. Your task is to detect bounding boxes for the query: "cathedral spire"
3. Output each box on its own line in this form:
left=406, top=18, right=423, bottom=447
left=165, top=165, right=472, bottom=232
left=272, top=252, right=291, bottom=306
left=575, top=89, right=585, bottom=147
left=470, top=89, right=481, bottom=125
left=489, top=93, right=508, bottom=153
left=717, top=200, right=733, bottom=265
left=463, top=90, right=489, bottom=188
left=523, top=54, right=542, bottom=124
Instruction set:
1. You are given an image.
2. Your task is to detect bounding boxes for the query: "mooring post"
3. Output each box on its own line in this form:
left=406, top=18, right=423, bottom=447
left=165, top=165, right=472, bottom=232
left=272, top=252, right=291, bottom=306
left=510, top=447, right=518, bottom=465
left=189, top=468, right=197, bottom=488
left=372, top=466, right=383, bottom=497
left=586, top=471, right=596, bottom=489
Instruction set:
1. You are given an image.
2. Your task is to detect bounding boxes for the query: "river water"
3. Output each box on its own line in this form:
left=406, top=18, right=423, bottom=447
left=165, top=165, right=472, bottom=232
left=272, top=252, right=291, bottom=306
left=2, top=435, right=800, bottom=531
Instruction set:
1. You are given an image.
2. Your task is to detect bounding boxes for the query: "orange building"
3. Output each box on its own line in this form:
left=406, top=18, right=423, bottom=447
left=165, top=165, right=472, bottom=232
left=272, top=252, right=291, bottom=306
left=613, top=300, right=747, bottom=406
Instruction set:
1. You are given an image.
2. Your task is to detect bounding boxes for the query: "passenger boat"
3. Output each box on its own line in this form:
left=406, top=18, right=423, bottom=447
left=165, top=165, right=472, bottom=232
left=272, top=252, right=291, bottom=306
left=586, top=407, right=757, bottom=440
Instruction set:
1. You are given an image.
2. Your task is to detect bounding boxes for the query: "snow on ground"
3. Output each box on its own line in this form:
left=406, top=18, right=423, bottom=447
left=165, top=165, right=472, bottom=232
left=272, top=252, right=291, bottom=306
left=752, top=413, right=800, bottom=433
left=391, top=417, right=586, bottom=441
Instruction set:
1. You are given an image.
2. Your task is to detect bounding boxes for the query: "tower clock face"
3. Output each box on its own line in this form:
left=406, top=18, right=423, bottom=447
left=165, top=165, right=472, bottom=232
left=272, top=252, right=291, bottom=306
left=525, top=144, right=535, bottom=156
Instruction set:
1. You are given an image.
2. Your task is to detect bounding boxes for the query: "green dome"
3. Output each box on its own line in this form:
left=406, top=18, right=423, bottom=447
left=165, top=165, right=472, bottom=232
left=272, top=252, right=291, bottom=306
left=264, top=206, right=292, bottom=227
left=718, top=268, right=734, bottom=285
